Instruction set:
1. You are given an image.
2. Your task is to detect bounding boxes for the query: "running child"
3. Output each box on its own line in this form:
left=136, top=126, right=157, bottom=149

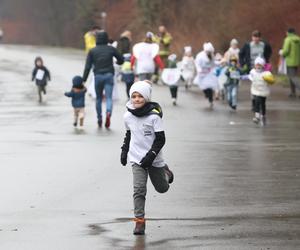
left=249, top=57, right=275, bottom=126
left=32, top=56, right=51, bottom=102
left=64, top=76, right=87, bottom=129
left=225, top=56, right=242, bottom=110
left=180, top=46, right=196, bottom=90
left=161, top=54, right=181, bottom=105
left=120, top=80, right=174, bottom=235
left=215, top=58, right=228, bottom=101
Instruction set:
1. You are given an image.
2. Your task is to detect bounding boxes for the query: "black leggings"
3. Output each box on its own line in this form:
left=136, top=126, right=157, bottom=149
left=169, top=86, right=178, bottom=98
left=126, top=82, right=134, bottom=98
left=203, top=88, right=213, bottom=103
left=254, top=95, right=266, bottom=116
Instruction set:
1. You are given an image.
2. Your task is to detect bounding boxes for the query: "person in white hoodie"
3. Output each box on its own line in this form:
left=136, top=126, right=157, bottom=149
left=194, top=42, right=218, bottom=108
left=131, top=32, right=164, bottom=81
left=180, top=46, right=196, bottom=89
left=224, top=38, right=240, bottom=63
left=249, top=57, right=270, bottom=126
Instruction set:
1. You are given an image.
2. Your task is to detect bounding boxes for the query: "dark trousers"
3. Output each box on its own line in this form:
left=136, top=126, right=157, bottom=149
left=125, top=82, right=134, bottom=98
left=251, top=96, right=255, bottom=112
left=254, top=95, right=266, bottom=116
left=203, top=88, right=213, bottom=103
left=287, top=66, right=299, bottom=95
left=169, top=85, right=178, bottom=98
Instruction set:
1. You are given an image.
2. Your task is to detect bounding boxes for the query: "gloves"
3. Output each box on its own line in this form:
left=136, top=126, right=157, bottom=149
left=241, top=64, right=248, bottom=74
left=120, top=150, right=127, bottom=166
left=120, top=130, right=131, bottom=166
left=140, top=151, right=156, bottom=169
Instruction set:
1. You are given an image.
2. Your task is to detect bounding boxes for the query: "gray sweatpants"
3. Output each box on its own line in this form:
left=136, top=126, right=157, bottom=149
left=287, top=66, right=299, bottom=95
left=132, top=164, right=169, bottom=218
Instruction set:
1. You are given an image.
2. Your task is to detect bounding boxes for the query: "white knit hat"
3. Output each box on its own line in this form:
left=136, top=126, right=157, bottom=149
left=254, top=57, right=265, bottom=66
left=203, top=42, right=214, bottom=53
left=168, top=53, right=177, bottom=61
left=184, top=46, right=192, bottom=54
left=230, top=38, right=238, bottom=46
left=129, top=81, right=152, bottom=102
left=146, top=31, right=154, bottom=38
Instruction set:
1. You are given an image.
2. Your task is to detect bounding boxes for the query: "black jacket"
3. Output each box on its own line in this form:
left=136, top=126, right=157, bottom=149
left=32, top=66, right=51, bottom=86
left=117, top=36, right=131, bottom=55
left=239, top=41, right=272, bottom=73
left=83, top=32, right=124, bottom=81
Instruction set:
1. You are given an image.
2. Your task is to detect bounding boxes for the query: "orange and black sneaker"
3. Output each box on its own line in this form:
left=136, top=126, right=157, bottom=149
left=133, top=218, right=145, bottom=235
left=164, top=164, right=174, bottom=184
left=105, top=112, right=111, bottom=128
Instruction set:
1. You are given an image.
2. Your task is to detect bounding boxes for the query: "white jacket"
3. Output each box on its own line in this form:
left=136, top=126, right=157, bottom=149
left=133, top=42, right=159, bottom=74
left=224, top=47, right=240, bottom=62
left=249, top=69, right=270, bottom=97
left=194, top=51, right=218, bottom=90
left=180, top=56, right=196, bottom=80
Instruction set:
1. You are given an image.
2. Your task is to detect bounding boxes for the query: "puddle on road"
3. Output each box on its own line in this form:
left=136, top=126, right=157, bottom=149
left=86, top=213, right=300, bottom=249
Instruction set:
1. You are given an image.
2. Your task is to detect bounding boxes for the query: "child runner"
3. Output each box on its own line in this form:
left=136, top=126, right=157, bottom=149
left=249, top=57, right=274, bottom=126
left=120, top=80, right=174, bottom=235
left=215, top=58, right=228, bottom=101
left=225, top=56, right=242, bottom=110
left=224, top=38, right=240, bottom=63
left=64, top=76, right=87, bottom=129
left=32, top=56, right=51, bottom=103
left=194, top=42, right=218, bottom=108
left=162, top=53, right=181, bottom=105
left=180, top=46, right=196, bottom=90
left=121, top=53, right=135, bottom=99
left=131, top=32, right=164, bottom=81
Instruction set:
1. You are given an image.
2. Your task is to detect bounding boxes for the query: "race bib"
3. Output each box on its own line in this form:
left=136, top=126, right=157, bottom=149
left=161, top=68, right=181, bottom=85
left=36, top=69, right=45, bottom=80
left=230, top=70, right=240, bottom=79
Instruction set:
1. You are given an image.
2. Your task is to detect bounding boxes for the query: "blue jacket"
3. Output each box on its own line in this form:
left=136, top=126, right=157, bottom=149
left=65, top=88, right=87, bottom=108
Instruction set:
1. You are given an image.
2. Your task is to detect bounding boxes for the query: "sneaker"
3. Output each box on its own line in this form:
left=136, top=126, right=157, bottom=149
left=97, top=120, right=102, bottom=128
left=164, top=164, right=174, bottom=184
left=73, top=122, right=77, bottom=127
left=261, top=116, right=266, bottom=127
left=231, top=105, right=237, bottom=110
left=133, top=218, right=145, bottom=235
left=105, top=113, right=111, bottom=128
left=252, top=117, right=260, bottom=124
left=172, top=98, right=177, bottom=106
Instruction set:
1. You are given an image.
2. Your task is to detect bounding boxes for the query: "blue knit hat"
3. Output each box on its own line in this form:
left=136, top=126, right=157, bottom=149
left=72, top=76, right=83, bottom=88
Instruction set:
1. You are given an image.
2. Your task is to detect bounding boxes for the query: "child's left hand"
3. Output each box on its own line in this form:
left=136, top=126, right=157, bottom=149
left=140, top=151, right=156, bottom=169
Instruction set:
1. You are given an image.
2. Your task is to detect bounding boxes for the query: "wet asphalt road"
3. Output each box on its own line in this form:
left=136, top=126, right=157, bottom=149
left=0, top=45, right=299, bottom=250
